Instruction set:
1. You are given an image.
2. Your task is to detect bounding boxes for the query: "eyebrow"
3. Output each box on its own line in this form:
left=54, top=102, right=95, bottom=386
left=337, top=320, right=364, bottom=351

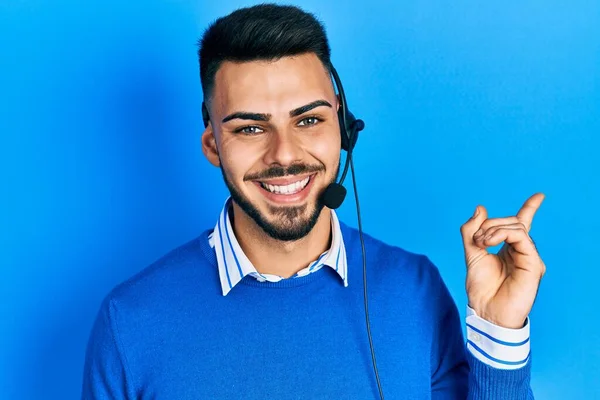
left=221, top=99, right=332, bottom=124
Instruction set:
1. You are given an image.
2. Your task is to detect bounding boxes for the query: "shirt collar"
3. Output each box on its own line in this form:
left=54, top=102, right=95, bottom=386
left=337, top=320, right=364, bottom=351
left=209, top=197, right=348, bottom=296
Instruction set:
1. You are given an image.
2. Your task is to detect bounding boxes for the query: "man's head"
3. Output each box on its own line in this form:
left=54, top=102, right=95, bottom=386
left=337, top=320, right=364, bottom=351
left=198, top=4, right=341, bottom=242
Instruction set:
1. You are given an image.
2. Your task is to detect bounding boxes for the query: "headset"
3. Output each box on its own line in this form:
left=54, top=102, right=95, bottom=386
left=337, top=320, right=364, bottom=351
left=201, top=63, right=385, bottom=400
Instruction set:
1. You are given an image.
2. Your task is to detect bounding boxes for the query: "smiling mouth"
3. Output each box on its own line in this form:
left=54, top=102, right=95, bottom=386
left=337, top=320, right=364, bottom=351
left=258, top=175, right=311, bottom=195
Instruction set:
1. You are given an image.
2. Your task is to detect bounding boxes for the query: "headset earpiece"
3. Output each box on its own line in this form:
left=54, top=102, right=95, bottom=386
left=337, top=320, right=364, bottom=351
left=330, top=65, right=364, bottom=153
left=339, top=109, right=362, bottom=152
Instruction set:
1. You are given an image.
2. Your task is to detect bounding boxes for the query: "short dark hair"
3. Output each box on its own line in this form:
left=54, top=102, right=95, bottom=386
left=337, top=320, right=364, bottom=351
left=197, top=3, right=332, bottom=103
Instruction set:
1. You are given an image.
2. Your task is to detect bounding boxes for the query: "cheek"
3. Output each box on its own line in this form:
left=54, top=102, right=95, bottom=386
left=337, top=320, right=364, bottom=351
left=219, top=140, right=261, bottom=181
left=308, top=132, right=340, bottom=168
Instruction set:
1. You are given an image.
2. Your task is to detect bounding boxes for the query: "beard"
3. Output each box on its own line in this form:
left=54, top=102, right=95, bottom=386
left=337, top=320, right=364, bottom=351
left=219, top=162, right=339, bottom=242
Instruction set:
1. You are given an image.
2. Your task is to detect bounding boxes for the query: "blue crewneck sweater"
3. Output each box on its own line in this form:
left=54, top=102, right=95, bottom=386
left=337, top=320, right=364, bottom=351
left=82, top=222, right=533, bottom=399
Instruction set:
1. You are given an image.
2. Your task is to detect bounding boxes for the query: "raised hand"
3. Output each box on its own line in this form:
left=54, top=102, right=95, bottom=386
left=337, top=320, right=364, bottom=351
left=460, top=193, right=546, bottom=329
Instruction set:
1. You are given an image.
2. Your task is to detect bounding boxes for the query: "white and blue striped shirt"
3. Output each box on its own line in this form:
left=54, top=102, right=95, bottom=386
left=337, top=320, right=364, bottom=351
left=208, top=197, right=530, bottom=370
left=208, top=197, right=348, bottom=296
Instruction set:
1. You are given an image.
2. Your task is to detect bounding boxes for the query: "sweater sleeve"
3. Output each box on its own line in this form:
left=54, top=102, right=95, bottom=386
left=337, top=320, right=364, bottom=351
left=426, top=257, right=534, bottom=399
left=81, top=296, right=134, bottom=400
left=466, top=306, right=531, bottom=370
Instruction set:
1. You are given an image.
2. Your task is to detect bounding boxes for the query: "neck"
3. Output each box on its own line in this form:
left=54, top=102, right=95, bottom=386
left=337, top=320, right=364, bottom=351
left=230, top=202, right=332, bottom=278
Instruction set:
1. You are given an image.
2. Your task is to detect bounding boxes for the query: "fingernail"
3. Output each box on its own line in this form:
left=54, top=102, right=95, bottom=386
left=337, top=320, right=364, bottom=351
left=472, top=206, right=479, bottom=218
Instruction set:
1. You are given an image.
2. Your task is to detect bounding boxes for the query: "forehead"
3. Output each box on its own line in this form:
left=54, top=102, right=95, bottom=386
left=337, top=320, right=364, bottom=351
left=211, top=53, right=335, bottom=115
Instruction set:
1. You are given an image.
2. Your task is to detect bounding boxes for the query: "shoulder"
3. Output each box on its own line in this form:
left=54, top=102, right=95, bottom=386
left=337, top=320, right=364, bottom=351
left=103, top=229, right=218, bottom=313
left=338, top=221, right=455, bottom=331
left=339, top=221, right=443, bottom=287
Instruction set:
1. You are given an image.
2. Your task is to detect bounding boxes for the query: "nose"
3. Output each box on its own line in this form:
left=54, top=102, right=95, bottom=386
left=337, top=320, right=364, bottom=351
left=262, top=129, right=303, bottom=167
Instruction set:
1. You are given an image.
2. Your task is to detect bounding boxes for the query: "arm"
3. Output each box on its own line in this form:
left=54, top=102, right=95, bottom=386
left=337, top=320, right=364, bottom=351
left=428, top=257, right=533, bottom=399
left=81, top=296, right=133, bottom=400
left=455, top=194, right=547, bottom=398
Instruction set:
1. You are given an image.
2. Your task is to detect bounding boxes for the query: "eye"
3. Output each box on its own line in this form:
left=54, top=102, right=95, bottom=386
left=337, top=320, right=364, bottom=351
left=234, top=125, right=264, bottom=135
left=298, top=116, right=322, bottom=127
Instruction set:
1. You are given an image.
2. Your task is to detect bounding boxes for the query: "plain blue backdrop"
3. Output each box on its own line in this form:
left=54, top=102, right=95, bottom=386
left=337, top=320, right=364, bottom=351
left=1, top=0, right=598, bottom=398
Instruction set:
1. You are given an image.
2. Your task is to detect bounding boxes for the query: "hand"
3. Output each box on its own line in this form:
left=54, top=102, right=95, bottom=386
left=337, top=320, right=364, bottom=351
left=460, top=193, right=546, bottom=329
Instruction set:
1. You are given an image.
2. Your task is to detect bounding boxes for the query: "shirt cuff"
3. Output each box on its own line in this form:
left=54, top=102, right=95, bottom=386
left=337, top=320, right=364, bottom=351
left=465, top=305, right=530, bottom=370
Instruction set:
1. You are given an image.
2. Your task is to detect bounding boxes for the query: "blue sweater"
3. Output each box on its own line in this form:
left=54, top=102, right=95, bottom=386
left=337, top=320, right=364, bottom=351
left=82, top=222, right=533, bottom=399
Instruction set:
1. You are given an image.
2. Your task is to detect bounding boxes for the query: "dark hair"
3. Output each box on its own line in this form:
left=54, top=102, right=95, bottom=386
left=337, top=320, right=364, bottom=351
left=197, top=3, right=332, bottom=103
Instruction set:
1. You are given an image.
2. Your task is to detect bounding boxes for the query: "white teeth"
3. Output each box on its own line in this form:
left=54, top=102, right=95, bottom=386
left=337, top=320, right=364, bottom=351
left=260, top=176, right=310, bottom=195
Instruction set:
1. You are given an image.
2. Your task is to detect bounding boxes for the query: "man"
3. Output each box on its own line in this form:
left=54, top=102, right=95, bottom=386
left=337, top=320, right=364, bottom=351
left=82, top=3, right=546, bottom=399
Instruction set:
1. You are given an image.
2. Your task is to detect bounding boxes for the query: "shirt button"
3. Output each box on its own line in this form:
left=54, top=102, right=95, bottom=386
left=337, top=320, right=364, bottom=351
left=470, top=332, right=482, bottom=343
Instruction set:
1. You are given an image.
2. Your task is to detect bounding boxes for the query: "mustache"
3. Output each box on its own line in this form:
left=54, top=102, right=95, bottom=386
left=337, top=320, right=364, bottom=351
left=245, top=163, right=325, bottom=181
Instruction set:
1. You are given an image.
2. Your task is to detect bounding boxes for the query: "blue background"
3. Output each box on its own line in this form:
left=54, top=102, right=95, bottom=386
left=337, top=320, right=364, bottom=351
left=1, top=0, right=598, bottom=398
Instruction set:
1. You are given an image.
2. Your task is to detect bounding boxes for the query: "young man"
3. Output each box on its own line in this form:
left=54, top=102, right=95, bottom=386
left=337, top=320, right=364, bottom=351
left=82, top=4, right=545, bottom=399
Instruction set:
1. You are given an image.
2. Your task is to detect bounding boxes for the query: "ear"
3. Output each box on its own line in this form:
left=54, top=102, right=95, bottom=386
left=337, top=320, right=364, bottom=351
left=201, top=124, right=220, bottom=167
left=336, top=94, right=341, bottom=112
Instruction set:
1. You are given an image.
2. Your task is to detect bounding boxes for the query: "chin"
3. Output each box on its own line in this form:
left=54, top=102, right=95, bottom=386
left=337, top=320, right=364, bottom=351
left=234, top=185, right=325, bottom=242
left=254, top=192, right=325, bottom=242
left=219, top=164, right=334, bottom=241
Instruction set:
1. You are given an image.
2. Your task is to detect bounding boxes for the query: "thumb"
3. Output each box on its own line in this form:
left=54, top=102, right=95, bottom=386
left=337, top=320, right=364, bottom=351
left=460, top=205, right=488, bottom=257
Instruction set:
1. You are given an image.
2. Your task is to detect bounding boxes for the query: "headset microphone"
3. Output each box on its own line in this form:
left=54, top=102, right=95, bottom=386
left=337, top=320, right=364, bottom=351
left=321, top=65, right=365, bottom=210
left=321, top=114, right=365, bottom=209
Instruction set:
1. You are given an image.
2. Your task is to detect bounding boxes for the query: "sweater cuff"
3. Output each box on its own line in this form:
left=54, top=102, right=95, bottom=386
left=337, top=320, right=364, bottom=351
left=466, top=349, right=532, bottom=399
left=466, top=306, right=530, bottom=370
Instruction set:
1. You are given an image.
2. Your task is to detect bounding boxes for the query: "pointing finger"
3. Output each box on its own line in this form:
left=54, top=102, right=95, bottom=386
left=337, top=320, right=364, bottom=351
left=516, top=193, right=545, bottom=231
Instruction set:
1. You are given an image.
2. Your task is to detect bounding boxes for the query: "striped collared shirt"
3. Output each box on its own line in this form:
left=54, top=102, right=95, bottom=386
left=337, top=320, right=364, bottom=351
left=208, top=197, right=348, bottom=296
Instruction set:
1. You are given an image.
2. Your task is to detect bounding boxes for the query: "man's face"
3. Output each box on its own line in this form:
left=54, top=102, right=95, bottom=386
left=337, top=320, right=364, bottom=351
left=202, top=53, right=341, bottom=241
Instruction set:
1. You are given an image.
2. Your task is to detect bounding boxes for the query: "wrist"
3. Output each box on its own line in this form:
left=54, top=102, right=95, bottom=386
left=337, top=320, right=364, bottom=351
left=468, top=304, right=526, bottom=329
